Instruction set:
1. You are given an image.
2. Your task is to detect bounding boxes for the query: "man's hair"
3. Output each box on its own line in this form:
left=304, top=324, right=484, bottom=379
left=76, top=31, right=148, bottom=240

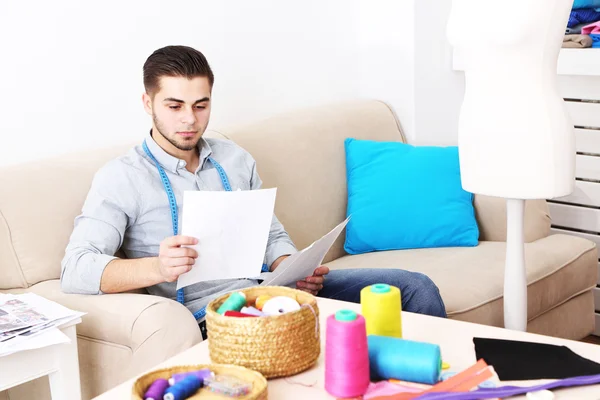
left=143, top=45, right=214, bottom=96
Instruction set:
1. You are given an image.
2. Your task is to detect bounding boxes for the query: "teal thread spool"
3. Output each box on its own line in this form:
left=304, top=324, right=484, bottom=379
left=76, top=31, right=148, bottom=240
left=368, top=335, right=441, bottom=384
left=217, top=292, right=247, bottom=315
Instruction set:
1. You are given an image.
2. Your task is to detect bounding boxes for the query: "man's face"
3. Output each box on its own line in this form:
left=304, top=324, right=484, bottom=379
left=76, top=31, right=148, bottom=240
left=143, top=76, right=212, bottom=151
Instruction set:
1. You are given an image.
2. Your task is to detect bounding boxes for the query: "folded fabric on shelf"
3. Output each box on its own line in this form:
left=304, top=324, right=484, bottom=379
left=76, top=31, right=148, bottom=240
left=566, top=21, right=592, bottom=33
left=582, top=20, right=600, bottom=34
left=569, top=8, right=600, bottom=27
left=572, top=0, right=600, bottom=10
left=591, top=33, right=600, bottom=47
left=563, top=34, right=594, bottom=47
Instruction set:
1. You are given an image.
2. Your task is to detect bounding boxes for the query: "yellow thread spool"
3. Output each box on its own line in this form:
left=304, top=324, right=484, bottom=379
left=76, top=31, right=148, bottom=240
left=360, top=283, right=402, bottom=337
left=255, top=295, right=271, bottom=311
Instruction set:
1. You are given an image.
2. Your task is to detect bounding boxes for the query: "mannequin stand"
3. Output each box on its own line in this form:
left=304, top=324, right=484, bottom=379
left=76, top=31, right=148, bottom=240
left=504, top=198, right=528, bottom=331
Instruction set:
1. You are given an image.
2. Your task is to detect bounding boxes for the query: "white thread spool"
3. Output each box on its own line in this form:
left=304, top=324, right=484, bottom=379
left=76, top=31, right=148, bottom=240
left=262, top=296, right=300, bottom=316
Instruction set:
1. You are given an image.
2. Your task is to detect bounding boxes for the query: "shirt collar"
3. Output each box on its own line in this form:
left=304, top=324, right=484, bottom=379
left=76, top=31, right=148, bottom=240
left=145, top=130, right=213, bottom=174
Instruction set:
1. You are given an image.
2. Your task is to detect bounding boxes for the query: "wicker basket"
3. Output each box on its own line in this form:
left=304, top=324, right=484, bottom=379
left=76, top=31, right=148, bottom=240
left=206, top=286, right=320, bottom=378
left=131, top=364, right=267, bottom=400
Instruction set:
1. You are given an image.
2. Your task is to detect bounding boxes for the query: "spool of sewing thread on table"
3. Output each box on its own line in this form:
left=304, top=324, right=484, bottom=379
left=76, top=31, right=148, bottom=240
left=361, top=283, right=402, bottom=338
left=367, top=335, right=441, bottom=385
left=163, top=375, right=202, bottom=400
left=216, top=292, right=246, bottom=315
left=324, top=310, right=370, bottom=398
left=168, top=369, right=213, bottom=386
left=143, top=378, right=168, bottom=400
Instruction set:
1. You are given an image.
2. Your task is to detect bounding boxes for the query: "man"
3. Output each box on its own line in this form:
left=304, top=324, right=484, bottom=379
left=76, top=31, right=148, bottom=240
left=61, top=45, right=446, bottom=339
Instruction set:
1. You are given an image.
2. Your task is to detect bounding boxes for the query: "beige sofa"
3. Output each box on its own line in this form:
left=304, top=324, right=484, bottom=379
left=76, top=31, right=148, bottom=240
left=0, top=100, right=597, bottom=400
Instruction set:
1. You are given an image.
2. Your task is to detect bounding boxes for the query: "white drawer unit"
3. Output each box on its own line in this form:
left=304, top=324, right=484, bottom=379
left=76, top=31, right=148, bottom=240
left=550, top=66, right=600, bottom=335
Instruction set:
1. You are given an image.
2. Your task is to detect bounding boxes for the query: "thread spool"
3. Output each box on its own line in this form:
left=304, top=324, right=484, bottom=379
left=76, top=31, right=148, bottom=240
left=325, top=310, right=370, bottom=398
left=163, top=375, right=202, bottom=400
left=368, top=335, right=441, bottom=384
left=361, top=283, right=402, bottom=338
left=262, top=296, right=300, bottom=316
left=254, top=295, right=271, bottom=310
left=216, top=292, right=246, bottom=315
left=143, top=378, right=168, bottom=400
left=240, top=306, right=265, bottom=316
left=224, top=310, right=257, bottom=318
left=168, top=369, right=213, bottom=386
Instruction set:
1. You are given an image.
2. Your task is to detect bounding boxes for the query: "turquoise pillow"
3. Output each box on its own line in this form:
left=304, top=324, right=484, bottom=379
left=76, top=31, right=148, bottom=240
left=344, top=138, right=479, bottom=254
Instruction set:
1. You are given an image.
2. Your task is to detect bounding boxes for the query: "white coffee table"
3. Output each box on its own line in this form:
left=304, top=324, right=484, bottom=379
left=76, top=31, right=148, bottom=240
left=94, top=299, right=600, bottom=399
left=0, top=318, right=82, bottom=400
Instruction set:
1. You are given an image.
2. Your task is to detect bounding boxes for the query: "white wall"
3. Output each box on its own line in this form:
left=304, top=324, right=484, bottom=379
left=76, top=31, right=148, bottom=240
left=0, top=0, right=418, bottom=167
left=413, top=0, right=464, bottom=146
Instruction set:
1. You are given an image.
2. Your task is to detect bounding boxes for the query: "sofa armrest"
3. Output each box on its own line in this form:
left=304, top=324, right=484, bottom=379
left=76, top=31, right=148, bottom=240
left=6, top=280, right=201, bottom=352
left=474, top=195, right=550, bottom=243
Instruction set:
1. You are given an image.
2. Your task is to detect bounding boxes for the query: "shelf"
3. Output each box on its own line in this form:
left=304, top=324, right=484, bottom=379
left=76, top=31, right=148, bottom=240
left=452, top=48, right=600, bottom=76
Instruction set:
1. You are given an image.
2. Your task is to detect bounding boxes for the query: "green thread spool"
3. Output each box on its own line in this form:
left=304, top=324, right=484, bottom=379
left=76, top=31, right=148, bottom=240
left=217, top=292, right=247, bottom=315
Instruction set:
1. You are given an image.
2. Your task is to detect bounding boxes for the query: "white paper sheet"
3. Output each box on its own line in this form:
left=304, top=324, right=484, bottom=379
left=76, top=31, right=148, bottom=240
left=260, top=217, right=350, bottom=288
left=177, top=189, right=277, bottom=289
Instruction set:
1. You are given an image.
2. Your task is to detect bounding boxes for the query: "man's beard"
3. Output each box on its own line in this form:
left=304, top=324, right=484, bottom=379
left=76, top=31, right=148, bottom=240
left=152, top=113, right=199, bottom=151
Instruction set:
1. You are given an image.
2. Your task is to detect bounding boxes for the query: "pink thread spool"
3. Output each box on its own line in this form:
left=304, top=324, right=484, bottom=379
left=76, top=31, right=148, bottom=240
left=325, top=309, right=370, bottom=398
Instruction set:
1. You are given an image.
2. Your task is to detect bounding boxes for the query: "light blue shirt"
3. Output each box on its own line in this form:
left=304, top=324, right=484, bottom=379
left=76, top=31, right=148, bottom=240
left=61, top=132, right=297, bottom=317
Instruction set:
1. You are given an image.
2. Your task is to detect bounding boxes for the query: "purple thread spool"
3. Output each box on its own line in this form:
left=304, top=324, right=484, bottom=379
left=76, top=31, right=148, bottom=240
left=168, top=369, right=213, bottom=386
left=143, top=378, right=169, bottom=400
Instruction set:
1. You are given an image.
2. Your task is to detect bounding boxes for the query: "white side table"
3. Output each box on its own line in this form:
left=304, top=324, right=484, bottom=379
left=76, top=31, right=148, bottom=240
left=0, top=318, right=82, bottom=400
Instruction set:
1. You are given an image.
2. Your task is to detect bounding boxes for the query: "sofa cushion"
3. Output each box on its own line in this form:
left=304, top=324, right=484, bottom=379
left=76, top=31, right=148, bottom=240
left=325, top=234, right=597, bottom=326
left=343, top=139, right=479, bottom=254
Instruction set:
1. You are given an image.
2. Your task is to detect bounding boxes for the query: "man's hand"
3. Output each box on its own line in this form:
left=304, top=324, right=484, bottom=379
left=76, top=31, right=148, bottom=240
left=296, top=266, right=329, bottom=296
left=156, top=235, right=199, bottom=282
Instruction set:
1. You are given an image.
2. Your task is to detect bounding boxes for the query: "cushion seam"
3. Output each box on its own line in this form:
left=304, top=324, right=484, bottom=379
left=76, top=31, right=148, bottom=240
left=0, top=208, right=28, bottom=288
left=77, top=334, right=133, bottom=354
left=527, top=285, right=596, bottom=322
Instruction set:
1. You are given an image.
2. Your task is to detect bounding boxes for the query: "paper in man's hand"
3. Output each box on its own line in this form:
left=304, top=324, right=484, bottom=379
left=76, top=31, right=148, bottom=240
left=260, top=217, right=350, bottom=288
left=177, top=189, right=277, bottom=289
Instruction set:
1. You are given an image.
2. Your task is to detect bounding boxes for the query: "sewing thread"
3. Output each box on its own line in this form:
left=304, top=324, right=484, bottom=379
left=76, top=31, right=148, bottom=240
left=254, top=294, right=271, bottom=310
left=168, top=369, right=213, bottom=386
left=163, top=375, right=202, bottom=400
left=325, top=310, right=370, bottom=398
left=143, top=378, right=168, bottom=400
left=216, top=292, right=246, bottom=315
left=368, top=335, right=442, bottom=384
left=361, top=283, right=402, bottom=337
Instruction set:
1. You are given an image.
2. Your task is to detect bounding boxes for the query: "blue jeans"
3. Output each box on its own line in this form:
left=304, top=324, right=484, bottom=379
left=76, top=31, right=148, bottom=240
left=318, top=269, right=447, bottom=318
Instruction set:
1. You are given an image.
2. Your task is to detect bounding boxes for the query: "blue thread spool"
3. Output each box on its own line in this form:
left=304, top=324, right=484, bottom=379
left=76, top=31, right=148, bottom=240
left=163, top=375, right=202, bottom=400
left=168, top=369, right=213, bottom=386
left=368, top=335, right=441, bottom=384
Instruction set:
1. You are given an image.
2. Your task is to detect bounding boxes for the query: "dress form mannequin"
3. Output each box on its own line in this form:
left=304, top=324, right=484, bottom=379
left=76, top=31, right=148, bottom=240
left=447, top=0, right=575, bottom=331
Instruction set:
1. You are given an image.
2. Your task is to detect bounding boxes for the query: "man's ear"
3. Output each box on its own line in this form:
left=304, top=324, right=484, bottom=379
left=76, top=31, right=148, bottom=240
left=142, top=93, right=153, bottom=116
